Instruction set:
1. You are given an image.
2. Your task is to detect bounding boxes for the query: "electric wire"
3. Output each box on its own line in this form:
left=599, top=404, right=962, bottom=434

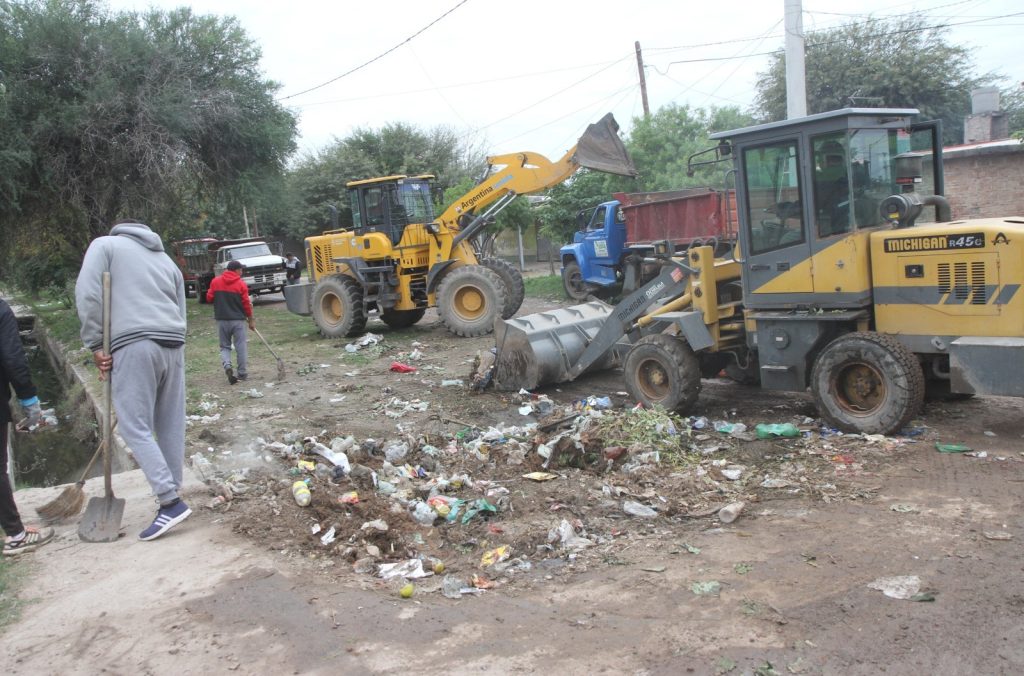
left=279, top=0, right=472, bottom=101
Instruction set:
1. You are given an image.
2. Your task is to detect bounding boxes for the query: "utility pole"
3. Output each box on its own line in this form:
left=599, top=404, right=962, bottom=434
left=243, top=205, right=251, bottom=238
left=784, top=0, right=807, bottom=119
left=635, top=41, right=650, bottom=118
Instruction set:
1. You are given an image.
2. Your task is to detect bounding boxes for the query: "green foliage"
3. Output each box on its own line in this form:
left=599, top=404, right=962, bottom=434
left=0, top=556, right=27, bottom=630
left=754, top=14, right=991, bottom=145
left=0, top=0, right=296, bottom=282
left=523, top=274, right=564, bottom=299
left=1003, top=86, right=1024, bottom=139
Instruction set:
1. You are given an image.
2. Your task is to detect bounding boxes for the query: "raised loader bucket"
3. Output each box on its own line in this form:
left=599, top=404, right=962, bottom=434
left=492, top=302, right=620, bottom=391
left=573, top=113, right=637, bottom=177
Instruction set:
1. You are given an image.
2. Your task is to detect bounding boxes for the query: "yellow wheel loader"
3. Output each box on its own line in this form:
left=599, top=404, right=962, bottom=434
left=283, top=114, right=636, bottom=338
left=491, top=108, right=1024, bottom=435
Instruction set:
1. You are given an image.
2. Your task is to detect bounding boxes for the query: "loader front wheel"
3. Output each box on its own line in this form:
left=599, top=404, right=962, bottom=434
left=623, top=334, right=701, bottom=413
left=312, top=275, right=367, bottom=338
left=436, top=265, right=507, bottom=337
left=481, top=257, right=525, bottom=319
left=562, top=260, right=591, bottom=301
left=381, top=308, right=426, bottom=330
left=811, top=332, right=924, bottom=435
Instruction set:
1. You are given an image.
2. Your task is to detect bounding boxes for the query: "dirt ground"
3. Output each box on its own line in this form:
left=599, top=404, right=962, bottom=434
left=5, top=289, right=1024, bottom=675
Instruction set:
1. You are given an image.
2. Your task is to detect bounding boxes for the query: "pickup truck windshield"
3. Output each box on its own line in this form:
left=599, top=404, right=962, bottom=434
left=223, top=244, right=272, bottom=260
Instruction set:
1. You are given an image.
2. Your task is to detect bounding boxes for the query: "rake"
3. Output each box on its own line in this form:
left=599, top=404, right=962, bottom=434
left=252, top=327, right=286, bottom=380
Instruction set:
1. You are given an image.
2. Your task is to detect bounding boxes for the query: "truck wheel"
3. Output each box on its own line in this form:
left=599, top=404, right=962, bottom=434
left=436, top=265, right=507, bottom=337
left=623, top=334, right=701, bottom=413
left=197, top=279, right=208, bottom=304
left=562, top=260, right=590, bottom=301
left=480, top=258, right=525, bottom=319
left=312, top=275, right=367, bottom=338
left=381, top=308, right=426, bottom=329
left=811, top=332, right=924, bottom=435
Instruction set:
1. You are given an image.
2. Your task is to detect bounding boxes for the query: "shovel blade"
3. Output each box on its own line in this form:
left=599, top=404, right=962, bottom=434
left=78, top=495, right=126, bottom=543
left=574, top=113, right=637, bottom=177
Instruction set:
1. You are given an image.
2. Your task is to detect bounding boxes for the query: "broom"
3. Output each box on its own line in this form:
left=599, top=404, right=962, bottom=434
left=35, top=421, right=115, bottom=523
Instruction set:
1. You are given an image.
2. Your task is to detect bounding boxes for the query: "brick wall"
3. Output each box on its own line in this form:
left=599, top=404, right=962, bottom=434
left=942, top=144, right=1024, bottom=219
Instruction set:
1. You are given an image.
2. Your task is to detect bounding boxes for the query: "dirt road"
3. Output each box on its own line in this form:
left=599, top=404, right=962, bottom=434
left=5, top=292, right=1024, bottom=675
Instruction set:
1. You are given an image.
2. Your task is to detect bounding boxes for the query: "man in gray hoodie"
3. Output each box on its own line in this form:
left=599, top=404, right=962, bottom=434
left=76, top=220, right=191, bottom=541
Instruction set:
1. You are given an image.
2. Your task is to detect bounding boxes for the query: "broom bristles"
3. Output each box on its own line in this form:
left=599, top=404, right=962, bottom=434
left=36, top=482, right=86, bottom=523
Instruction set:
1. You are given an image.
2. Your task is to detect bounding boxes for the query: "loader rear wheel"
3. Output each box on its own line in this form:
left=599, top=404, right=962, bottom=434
left=436, top=265, right=506, bottom=337
left=380, top=308, right=426, bottom=330
left=811, top=332, right=924, bottom=435
left=481, top=257, right=525, bottom=319
left=312, top=275, right=367, bottom=338
left=562, top=260, right=591, bottom=301
left=623, top=334, right=701, bottom=413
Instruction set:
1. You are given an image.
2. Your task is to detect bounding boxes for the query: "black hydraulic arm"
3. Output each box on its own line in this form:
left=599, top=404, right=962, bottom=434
left=567, top=259, right=693, bottom=379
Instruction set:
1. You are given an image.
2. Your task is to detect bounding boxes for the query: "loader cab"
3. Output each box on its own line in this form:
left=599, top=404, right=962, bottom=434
left=710, top=108, right=943, bottom=310
left=347, top=175, right=437, bottom=245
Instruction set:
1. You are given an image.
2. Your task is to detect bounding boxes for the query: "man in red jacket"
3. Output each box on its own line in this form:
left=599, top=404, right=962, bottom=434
left=206, top=261, right=256, bottom=384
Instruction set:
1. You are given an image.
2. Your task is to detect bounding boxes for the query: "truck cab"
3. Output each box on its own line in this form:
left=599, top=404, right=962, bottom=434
left=559, top=200, right=626, bottom=300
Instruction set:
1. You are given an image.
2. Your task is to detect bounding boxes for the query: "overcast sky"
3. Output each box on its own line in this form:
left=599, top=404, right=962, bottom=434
left=106, top=0, right=1023, bottom=160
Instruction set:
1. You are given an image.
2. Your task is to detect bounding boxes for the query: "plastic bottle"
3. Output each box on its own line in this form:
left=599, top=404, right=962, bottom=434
left=755, top=423, right=801, bottom=439
left=292, top=479, right=312, bottom=506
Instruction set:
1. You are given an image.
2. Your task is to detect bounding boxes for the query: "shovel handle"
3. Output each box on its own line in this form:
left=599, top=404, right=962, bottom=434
left=253, top=327, right=281, bottom=360
left=102, top=272, right=114, bottom=498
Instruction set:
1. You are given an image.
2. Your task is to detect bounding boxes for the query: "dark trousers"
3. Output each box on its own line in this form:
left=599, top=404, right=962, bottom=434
left=0, top=423, right=24, bottom=536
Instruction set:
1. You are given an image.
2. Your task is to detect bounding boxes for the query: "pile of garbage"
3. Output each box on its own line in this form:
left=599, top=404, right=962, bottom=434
left=191, top=391, right=923, bottom=598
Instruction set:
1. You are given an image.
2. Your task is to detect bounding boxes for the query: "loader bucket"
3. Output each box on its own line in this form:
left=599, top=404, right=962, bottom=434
left=492, top=301, right=620, bottom=391
left=573, top=113, right=638, bottom=177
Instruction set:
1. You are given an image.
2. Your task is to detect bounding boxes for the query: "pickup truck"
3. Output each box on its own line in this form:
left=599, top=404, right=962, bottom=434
left=173, top=237, right=288, bottom=302
left=560, top=188, right=736, bottom=300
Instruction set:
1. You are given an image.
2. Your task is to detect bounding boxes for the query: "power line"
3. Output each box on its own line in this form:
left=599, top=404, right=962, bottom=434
left=660, top=11, right=1024, bottom=68
left=279, top=0, right=472, bottom=101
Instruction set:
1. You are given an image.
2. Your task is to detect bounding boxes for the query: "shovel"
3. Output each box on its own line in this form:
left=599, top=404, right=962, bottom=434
left=79, top=271, right=125, bottom=542
left=252, top=327, right=286, bottom=380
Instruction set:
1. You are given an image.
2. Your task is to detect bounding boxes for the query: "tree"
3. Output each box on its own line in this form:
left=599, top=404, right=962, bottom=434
left=0, top=0, right=296, bottom=288
left=754, top=15, right=991, bottom=145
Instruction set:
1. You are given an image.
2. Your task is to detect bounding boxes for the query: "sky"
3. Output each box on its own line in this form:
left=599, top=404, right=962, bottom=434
left=105, top=0, right=1023, bottom=161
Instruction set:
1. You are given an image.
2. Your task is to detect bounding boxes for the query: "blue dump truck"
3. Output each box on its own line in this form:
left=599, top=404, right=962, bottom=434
left=560, top=187, right=736, bottom=300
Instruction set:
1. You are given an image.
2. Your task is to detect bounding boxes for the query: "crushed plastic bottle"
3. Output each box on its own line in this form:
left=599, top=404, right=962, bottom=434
left=755, top=423, right=801, bottom=439
left=292, top=479, right=312, bottom=506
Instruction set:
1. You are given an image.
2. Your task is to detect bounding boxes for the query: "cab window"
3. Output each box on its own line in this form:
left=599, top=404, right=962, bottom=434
left=742, top=141, right=804, bottom=255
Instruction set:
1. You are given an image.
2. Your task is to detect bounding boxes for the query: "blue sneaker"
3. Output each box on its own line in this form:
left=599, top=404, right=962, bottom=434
left=139, top=500, right=192, bottom=541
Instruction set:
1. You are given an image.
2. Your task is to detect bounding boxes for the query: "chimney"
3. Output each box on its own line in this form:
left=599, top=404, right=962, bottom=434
left=963, top=87, right=1008, bottom=143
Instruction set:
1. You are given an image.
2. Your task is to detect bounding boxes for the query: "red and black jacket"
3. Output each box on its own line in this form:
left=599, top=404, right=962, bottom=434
left=206, top=270, right=253, bottom=321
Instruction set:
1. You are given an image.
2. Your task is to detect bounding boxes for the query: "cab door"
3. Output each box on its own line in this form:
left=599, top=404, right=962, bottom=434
left=739, top=138, right=813, bottom=307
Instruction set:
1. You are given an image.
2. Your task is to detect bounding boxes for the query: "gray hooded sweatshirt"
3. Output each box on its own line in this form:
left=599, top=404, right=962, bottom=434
left=76, top=223, right=187, bottom=353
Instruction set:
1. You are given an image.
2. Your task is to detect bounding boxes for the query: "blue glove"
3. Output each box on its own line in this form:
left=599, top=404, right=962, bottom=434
left=19, top=396, right=42, bottom=427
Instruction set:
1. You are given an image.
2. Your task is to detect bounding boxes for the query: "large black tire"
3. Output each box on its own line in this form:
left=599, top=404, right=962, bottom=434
left=811, top=332, right=925, bottom=435
left=311, top=275, right=367, bottom=338
left=196, top=278, right=209, bottom=304
left=436, top=265, right=507, bottom=337
left=480, top=258, right=525, bottom=319
left=380, top=308, right=426, bottom=330
left=561, top=260, right=591, bottom=301
left=623, top=334, right=702, bottom=413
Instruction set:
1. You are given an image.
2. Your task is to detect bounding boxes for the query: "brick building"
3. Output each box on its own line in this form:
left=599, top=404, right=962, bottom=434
left=942, top=139, right=1024, bottom=218
left=941, top=87, right=1024, bottom=219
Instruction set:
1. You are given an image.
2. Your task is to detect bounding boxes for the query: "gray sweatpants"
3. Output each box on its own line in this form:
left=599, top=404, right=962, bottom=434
left=111, top=339, right=186, bottom=505
left=218, top=319, right=248, bottom=377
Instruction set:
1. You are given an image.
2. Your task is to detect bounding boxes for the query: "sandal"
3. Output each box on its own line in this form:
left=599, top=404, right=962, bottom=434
left=3, top=525, right=55, bottom=556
